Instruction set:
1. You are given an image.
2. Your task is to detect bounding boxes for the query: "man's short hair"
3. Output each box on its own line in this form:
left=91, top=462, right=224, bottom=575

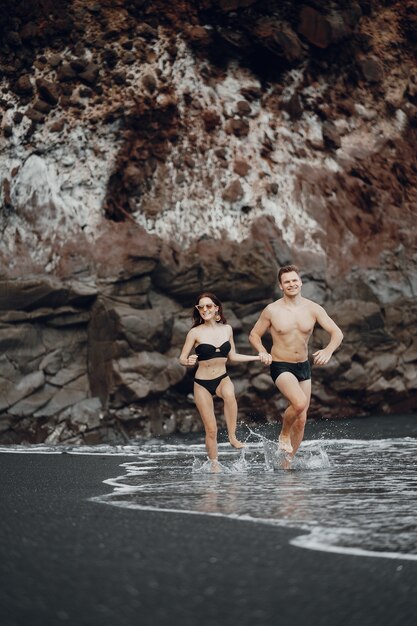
left=278, top=265, right=300, bottom=284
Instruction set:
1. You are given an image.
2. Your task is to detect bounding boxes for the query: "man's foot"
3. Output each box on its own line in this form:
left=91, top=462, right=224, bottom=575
left=278, top=434, right=293, bottom=454
left=229, top=436, right=246, bottom=449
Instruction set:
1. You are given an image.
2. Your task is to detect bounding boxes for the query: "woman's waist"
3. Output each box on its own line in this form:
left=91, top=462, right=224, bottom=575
left=195, top=363, right=227, bottom=380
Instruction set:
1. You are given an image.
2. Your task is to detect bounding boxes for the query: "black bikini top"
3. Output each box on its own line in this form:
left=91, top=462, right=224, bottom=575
left=195, top=341, right=231, bottom=361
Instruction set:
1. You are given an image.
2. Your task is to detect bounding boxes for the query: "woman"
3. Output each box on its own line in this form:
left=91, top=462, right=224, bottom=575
left=179, top=291, right=261, bottom=469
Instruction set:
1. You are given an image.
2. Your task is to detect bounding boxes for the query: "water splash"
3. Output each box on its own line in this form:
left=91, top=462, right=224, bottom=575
left=192, top=448, right=249, bottom=474
left=246, top=426, right=331, bottom=471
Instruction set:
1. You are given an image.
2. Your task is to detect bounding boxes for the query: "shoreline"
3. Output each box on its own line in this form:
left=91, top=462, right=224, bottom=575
left=1, top=452, right=417, bottom=626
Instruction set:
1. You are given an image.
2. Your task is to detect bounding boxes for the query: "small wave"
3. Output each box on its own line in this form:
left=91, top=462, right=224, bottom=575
left=192, top=449, right=249, bottom=474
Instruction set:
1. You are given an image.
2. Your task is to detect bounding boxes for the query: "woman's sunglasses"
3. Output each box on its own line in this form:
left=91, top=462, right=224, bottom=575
left=195, top=304, right=215, bottom=311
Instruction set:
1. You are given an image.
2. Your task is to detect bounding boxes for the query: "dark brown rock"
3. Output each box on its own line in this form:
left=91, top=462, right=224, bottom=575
left=223, top=179, right=244, bottom=202
left=48, top=54, right=63, bottom=68
left=79, top=86, right=93, bottom=98
left=225, top=118, right=250, bottom=137
left=282, top=93, right=303, bottom=120
left=50, top=118, right=66, bottom=133
left=298, top=6, right=332, bottom=49
left=33, top=99, right=52, bottom=114
left=233, top=159, right=250, bottom=176
left=142, top=72, right=157, bottom=93
left=236, top=100, right=251, bottom=116
left=79, top=62, right=100, bottom=85
left=24, top=108, right=45, bottom=123
left=202, top=109, right=221, bottom=132
left=2, top=179, right=11, bottom=207
left=70, top=58, right=89, bottom=73
left=57, top=63, right=78, bottom=82
left=266, top=182, right=279, bottom=195
left=122, top=51, right=136, bottom=65
left=185, top=25, right=211, bottom=47
left=253, top=18, right=305, bottom=62
left=359, top=57, right=384, bottom=83
left=123, top=164, right=147, bottom=191
left=113, top=72, right=127, bottom=85
left=322, top=120, right=341, bottom=149
left=14, top=74, right=33, bottom=95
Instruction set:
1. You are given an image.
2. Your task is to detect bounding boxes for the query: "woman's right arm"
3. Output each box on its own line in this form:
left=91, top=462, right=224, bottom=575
left=179, top=329, right=198, bottom=367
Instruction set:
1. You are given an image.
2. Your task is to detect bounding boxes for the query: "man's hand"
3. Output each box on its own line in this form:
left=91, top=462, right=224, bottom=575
left=258, top=352, right=272, bottom=365
left=313, top=348, right=333, bottom=366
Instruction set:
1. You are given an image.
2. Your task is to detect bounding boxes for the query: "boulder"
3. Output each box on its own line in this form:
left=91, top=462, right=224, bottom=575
left=111, top=303, right=172, bottom=352
left=153, top=237, right=277, bottom=303
left=0, top=278, right=96, bottom=311
left=0, top=371, right=45, bottom=412
left=111, top=352, right=185, bottom=402
left=33, top=374, right=90, bottom=417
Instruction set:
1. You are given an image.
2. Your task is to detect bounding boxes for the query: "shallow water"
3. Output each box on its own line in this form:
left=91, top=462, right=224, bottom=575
left=2, top=414, right=417, bottom=561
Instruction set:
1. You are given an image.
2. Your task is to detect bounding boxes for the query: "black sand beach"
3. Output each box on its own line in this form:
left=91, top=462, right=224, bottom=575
left=1, top=451, right=416, bottom=626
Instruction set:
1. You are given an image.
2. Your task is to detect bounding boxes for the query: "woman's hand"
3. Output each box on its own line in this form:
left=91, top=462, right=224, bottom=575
left=185, top=354, right=198, bottom=367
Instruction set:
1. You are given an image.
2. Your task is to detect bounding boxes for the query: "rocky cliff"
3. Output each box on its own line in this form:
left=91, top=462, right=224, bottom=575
left=1, top=0, right=416, bottom=444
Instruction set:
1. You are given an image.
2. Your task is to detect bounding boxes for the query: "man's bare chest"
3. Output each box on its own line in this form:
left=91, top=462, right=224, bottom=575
left=270, top=309, right=315, bottom=335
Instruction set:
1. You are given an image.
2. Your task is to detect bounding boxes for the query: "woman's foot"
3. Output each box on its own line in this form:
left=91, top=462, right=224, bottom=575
left=210, top=459, right=221, bottom=473
left=229, top=436, right=246, bottom=449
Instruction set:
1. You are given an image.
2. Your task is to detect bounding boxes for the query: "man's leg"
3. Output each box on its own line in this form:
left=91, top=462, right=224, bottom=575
left=275, top=373, right=309, bottom=454
left=288, top=379, right=311, bottom=457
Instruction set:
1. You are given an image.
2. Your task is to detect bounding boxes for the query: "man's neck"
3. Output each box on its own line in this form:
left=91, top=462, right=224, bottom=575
left=282, top=293, right=303, bottom=306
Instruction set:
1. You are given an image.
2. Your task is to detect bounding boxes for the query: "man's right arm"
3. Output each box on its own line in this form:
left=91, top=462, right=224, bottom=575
left=249, top=308, right=272, bottom=364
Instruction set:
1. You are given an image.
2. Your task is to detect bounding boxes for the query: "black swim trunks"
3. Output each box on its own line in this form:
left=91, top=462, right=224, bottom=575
left=270, top=360, right=311, bottom=384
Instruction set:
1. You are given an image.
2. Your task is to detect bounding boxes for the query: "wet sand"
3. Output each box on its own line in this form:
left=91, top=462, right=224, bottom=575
left=1, top=452, right=416, bottom=626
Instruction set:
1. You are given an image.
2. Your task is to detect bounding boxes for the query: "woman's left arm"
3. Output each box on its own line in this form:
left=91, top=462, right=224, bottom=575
left=227, top=326, right=260, bottom=363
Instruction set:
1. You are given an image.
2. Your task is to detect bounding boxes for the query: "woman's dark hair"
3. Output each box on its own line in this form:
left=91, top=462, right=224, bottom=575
left=191, top=292, right=227, bottom=328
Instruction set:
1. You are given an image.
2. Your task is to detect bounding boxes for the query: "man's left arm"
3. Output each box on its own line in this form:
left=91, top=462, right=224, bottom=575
left=312, top=304, right=343, bottom=366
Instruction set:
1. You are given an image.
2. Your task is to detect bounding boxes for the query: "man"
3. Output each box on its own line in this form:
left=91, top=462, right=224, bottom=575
left=249, top=265, right=343, bottom=460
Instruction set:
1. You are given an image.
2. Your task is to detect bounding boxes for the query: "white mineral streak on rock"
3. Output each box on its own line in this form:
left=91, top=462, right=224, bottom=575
left=132, top=40, right=330, bottom=255
left=0, top=85, right=121, bottom=270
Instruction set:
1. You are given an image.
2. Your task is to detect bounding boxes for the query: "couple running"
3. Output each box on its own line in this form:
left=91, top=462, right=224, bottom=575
left=179, top=265, right=343, bottom=470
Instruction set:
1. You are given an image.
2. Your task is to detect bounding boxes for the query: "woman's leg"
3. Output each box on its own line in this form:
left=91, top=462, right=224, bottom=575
left=216, top=378, right=245, bottom=449
left=194, top=383, right=219, bottom=463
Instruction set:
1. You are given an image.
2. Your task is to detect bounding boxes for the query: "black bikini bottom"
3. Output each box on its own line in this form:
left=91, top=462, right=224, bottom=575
left=194, top=373, right=229, bottom=396
left=270, top=360, right=311, bottom=384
